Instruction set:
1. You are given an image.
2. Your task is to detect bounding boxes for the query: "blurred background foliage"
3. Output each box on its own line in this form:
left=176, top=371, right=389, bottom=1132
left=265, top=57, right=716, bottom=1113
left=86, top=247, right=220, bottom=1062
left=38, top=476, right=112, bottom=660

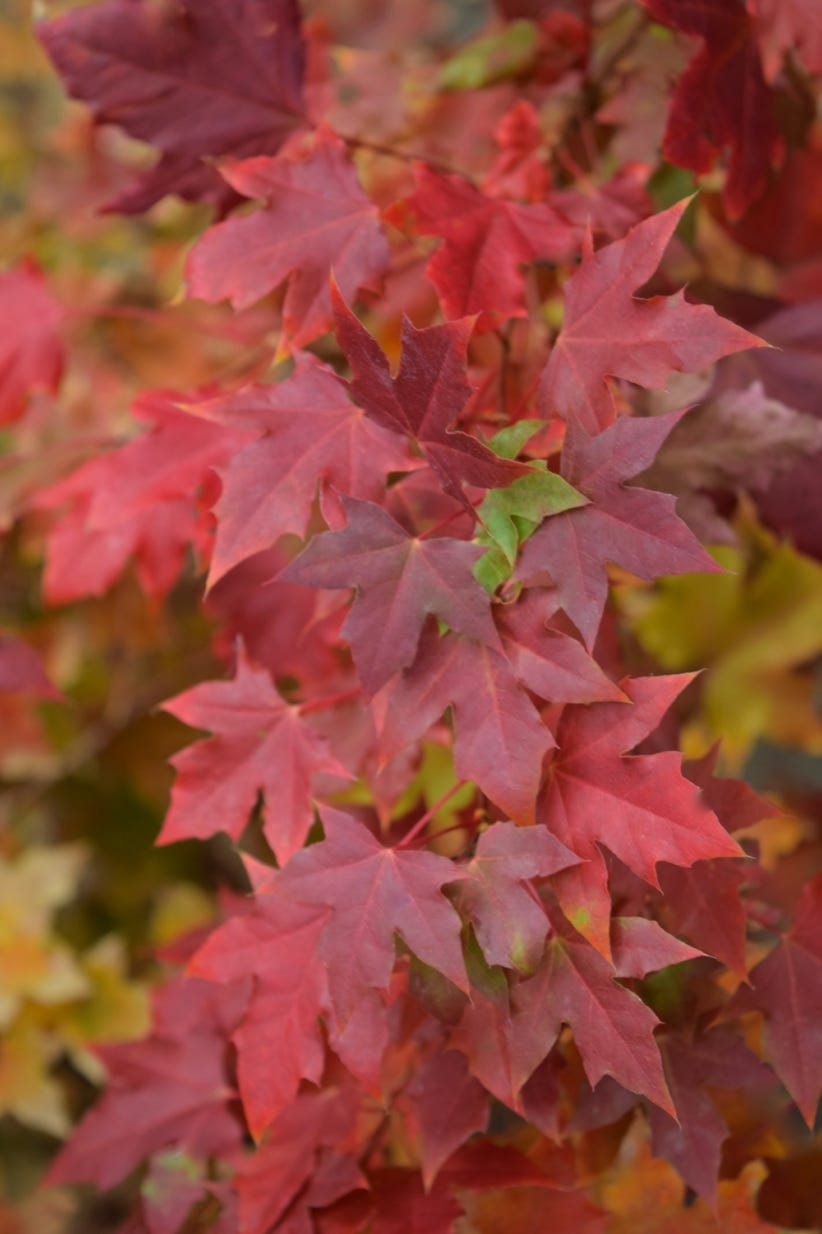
left=0, top=4, right=240, bottom=1225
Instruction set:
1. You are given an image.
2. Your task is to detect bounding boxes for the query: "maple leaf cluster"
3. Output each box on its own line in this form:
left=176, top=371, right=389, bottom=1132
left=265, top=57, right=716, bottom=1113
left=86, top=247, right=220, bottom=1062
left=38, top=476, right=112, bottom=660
left=3, top=0, right=822, bottom=1230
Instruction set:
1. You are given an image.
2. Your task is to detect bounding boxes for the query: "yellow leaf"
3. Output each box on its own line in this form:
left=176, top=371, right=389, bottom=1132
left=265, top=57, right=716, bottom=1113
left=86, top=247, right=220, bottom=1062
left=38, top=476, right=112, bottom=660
left=617, top=522, right=822, bottom=764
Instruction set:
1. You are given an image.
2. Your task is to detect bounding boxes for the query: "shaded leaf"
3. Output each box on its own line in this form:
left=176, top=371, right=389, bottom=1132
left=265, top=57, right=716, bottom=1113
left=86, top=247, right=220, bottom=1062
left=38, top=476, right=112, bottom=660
left=735, top=870, right=822, bottom=1124
left=39, top=0, right=306, bottom=213
left=644, top=0, right=782, bottom=218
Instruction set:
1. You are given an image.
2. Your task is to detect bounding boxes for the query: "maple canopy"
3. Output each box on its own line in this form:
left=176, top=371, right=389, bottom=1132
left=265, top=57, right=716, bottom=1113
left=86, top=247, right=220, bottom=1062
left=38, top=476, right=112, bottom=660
left=7, top=0, right=822, bottom=1231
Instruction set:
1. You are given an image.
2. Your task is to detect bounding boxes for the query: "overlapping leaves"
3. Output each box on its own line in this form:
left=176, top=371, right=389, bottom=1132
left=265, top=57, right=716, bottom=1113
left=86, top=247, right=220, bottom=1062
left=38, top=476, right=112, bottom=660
left=30, top=2, right=822, bottom=1231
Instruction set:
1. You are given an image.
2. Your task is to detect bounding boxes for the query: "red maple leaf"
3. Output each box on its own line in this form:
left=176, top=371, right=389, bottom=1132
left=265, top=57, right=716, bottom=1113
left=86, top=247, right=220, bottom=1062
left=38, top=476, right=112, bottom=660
left=38, top=0, right=307, bottom=214
left=643, top=0, right=783, bottom=218
left=190, top=894, right=330, bottom=1137
left=388, top=163, right=578, bottom=329
left=684, top=744, right=778, bottom=833
left=235, top=1087, right=361, bottom=1234
left=649, top=1029, right=773, bottom=1202
left=442, top=1139, right=575, bottom=1190
left=456, top=919, right=674, bottom=1116
left=187, top=128, right=390, bottom=344
left=159, top=653, right=350, bottom=863
left=515, top=924, right=674, bottom=1115
left=540, top=200, right=763, bottom=432
left=46, top=976, right=247, bottom=1190
left=652, top=748, right=775, bottom=977
left=609, top=917, right=703, bottom=978
left=518, top=411, right=724, bottom=647
left=367, top=1169, right=463, bottom=1234
left=357, top=1147, right=573, bottom=1234
left=276, top=806, right=468, bottom=1026
left=574, top=1026, right=773, bottom=1202
left=0, top=262, right=64, bottom=425
left=191, top=354, right=409, bottom=585
left=382, top=627, right=555, bottom=824
left=734, top=870, right=822, bottom=1125
left=538, top=676, right=741, bottom=954
left=281, top=497, right=500, bottom=696
left=482, top=100, right=551, bottom=202
left=332, top=289, right=530, bottom=499
left=205, top=544, right=346, bottom=690
left=458, top=820, right=579, bottom=972
left=656, top=859, right=750, bottom=978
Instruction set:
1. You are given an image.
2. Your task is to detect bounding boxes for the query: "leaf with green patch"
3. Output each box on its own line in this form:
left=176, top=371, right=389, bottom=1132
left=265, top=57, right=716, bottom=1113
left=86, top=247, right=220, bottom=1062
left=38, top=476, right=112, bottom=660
left=478, top=470, right=587, bottom=567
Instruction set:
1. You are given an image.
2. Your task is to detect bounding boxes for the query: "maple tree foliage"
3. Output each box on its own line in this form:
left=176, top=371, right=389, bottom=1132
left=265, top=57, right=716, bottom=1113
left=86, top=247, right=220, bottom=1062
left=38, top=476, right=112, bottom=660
left=3, top=0, right=822, bottom=1230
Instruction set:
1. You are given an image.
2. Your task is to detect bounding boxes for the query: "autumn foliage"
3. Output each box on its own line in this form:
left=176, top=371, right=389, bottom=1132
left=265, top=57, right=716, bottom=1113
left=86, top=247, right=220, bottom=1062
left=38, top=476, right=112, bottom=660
left=3, top=0, right=822, bottom=1231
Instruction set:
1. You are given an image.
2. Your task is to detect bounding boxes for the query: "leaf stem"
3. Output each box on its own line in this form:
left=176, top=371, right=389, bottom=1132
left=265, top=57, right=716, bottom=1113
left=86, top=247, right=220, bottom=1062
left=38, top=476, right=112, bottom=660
left=297, top=687, right=362, bottom=715
left=402, top=816, right=477, bottom=850
left=396, top=779, right=469, bottom=849
left=338, top=133, right=468, bottom=180
left=417, top=508, right=474, bottom=540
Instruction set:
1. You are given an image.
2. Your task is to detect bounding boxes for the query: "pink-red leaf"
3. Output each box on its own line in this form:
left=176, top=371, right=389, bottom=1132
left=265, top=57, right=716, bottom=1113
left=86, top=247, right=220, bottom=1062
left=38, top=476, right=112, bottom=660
left=34, top=392, right=249, bottom=602
left=390, top=163, right=578, bottom=329
left=751, top=0, right=822, bottom=79
left=459, top=821, right=579, bottom=972
left=518, top=412, right=724, bottom=647
left=497, top=588, right=625, bottom=703
left=277, top=807, right=468, bottom=1026
left=282, top=497, right=500, bottom=696
left=190, top=895, right=329, bottom=1137
left=187, top=128, right=389, bottom=344
left=610, top=917, right=703, bottom=979
left=195, top=354, right=409, bottom=585
left=405, top=1048, right=489, bottom=1188
left=648, top=1028, right=772, bottom=1202
left=46, top=978, right=246, bottom=1190
left=539, top=676, right=741, bottom=954
left=369, top=1169, right=463, bottom=1234
left=656, top=858, right=750, bottom=978
left=383, top=628, right=555, bottom=824
left=735, top=871, right=822, bottom=1125
left=461, top=917, right=676, bottom=1115
left=0, top=262, right=64, bottom=425
left=539, top=200, right=763, bottom=432
left=159, top=654, right=349, bottom=863
left=514, top=928, right=675, bottom=1115
left=235, top=1088, right=359, bottom=1234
